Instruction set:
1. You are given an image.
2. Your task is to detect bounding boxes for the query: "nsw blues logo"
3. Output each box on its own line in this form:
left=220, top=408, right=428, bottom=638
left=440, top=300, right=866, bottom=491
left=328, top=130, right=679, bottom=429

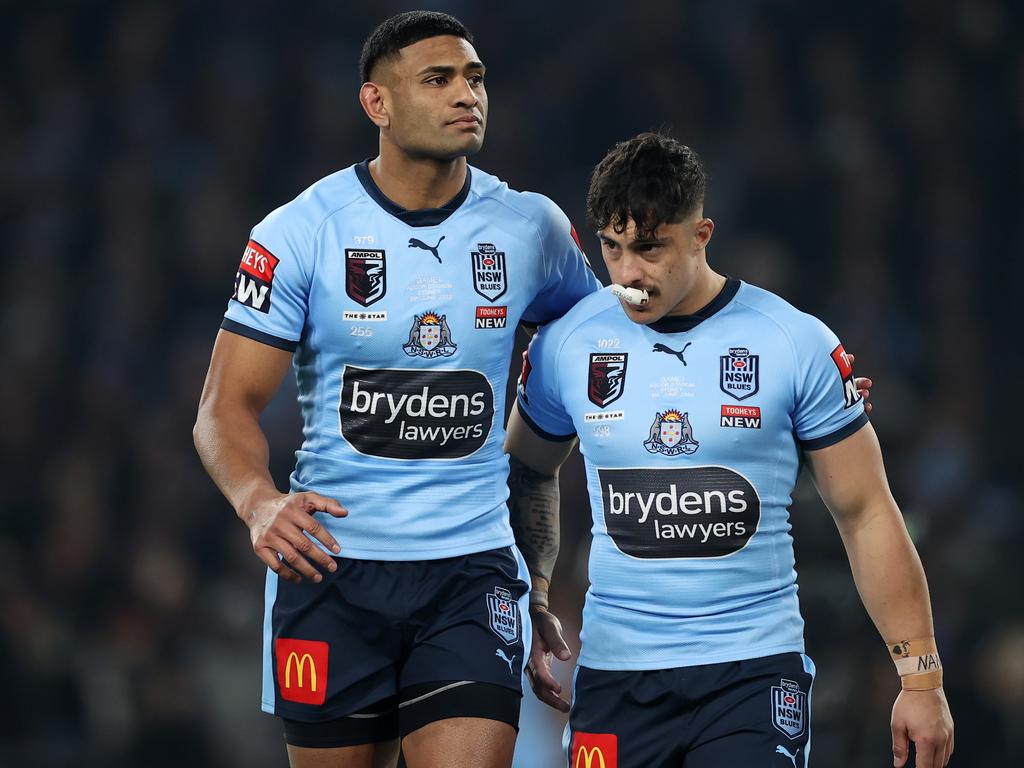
left=486, top=586, right=521, bottom=645
left=771, top=678, right=807, bottom=739
left=403, top=311, right=456, bottom=358
left=644, top=409, right=699, bottom=455
left=345, top=249, right=386, bottom=307
left=720, top=347, right=759, bottom=401
left=588, top=353, right=628, bottom=408
left=472, top=243, right=507, bottom=302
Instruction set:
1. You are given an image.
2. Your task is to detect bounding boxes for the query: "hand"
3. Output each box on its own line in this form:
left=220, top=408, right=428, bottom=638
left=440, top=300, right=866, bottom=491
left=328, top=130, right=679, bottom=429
left=244, top=492, right=348, bottom=584
left=525, top=607, right=573, bottom=712
left=847, top=353, right=873, bottom=414
left=891, top=687, right=954, bottom=767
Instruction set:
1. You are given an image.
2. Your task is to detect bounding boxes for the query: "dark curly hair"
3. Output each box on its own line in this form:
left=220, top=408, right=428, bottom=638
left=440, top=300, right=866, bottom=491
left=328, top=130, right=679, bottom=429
left=360, top=11, right=474, bottom=84
left=586, top=133, right=707, bottom=240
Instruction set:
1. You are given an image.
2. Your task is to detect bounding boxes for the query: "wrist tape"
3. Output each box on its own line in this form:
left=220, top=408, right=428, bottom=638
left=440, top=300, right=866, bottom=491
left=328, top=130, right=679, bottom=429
left=889, top=637, right=943, bottom=690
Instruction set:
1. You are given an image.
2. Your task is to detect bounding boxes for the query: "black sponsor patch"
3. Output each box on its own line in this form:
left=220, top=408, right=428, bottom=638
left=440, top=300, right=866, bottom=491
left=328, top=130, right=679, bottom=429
left=599, top=466, right=760, bottom=558
left=345, top=249, right=387, bottom=306
left=588, top=353, right=628, bottom=408
left=340, top=366, right=493, bottom=459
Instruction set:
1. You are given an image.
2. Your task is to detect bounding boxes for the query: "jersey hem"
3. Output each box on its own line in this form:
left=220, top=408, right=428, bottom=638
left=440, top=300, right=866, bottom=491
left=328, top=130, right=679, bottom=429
left=329, top=534, right=516, bottom=561
left=577, top=640, right=805, bottom=671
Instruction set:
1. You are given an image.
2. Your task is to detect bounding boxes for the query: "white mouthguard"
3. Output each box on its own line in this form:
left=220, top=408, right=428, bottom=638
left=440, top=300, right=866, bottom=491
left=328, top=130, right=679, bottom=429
left=611, top=284, right=650, bottom=306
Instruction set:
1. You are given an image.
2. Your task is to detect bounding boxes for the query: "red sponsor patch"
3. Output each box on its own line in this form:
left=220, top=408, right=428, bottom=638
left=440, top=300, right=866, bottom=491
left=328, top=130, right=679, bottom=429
left=721, top=405, right=761, bottom=418
left=571, top=732, right=618, bottom=768
left=830, top=344, right=853, bottom=378
left=275, top=638, right=328, bottom=706
left=475, top=306, right=507, bottom=319
left=239, top=239, right=279, bottom=283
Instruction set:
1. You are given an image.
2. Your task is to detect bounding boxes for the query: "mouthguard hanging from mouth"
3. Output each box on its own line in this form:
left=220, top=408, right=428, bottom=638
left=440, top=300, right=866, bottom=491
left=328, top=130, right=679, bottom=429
left=611, top=284, right=650, bottom=306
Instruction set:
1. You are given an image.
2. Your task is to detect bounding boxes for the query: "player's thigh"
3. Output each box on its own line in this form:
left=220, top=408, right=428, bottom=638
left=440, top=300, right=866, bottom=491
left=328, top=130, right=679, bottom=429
left=567, top=667, right=683, bottom=768
left=286, top=740, right=400, bottom=768
left=684, top=653, right=815, bottom=768
left=401, top=717, right=515, bottom=768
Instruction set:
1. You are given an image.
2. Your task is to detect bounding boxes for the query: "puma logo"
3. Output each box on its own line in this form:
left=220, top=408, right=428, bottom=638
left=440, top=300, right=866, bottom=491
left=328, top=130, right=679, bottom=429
left=408, top=235, right=445, bottom=263
left=652, top=342, right=691, bottom=365
left=775, top=744, right=799, bottom=767
left=495, top=648, right=516, bottom=674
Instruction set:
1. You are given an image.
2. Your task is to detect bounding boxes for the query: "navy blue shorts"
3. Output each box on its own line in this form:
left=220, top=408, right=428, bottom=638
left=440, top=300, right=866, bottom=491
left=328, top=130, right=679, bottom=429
left=567, top=652, right=816, bottom=768
left=261, top=546, right=531, bottom=744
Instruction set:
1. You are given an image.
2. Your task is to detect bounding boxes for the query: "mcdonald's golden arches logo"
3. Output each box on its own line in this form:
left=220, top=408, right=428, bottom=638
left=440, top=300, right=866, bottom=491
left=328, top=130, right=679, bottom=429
left=571, top=731, right=618, bottom=768
left=274, top=638, right=329, bottom=706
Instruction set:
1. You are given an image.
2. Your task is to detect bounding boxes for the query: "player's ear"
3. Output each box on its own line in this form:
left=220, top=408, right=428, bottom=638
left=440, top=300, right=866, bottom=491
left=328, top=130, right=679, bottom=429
left=359, top=81, right=390, bottom=129
left=694, top=217, right=714, bottom=251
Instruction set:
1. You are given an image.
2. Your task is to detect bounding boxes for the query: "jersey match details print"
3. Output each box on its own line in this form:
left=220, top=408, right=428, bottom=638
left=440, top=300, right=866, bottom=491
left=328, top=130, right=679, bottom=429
left=830, top=343, right=862, bottom=408
left=345, top=248, right=387, bottom=307
left=599, top=466, right=761, bottom=558
left=233, top=239, right=279, bottom=313
left=275, top=638, right=329, bottom=706
left=339, top=366, right=493, bottom=460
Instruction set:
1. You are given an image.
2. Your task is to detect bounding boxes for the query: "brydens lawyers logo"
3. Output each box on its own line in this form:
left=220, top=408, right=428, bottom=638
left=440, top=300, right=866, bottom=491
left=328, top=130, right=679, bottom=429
left=571, top=732, right=617, bottom=768
left=275, top=638, right=328, bottom=706
left=345, top=248, right=386, bottom=307
left=830, top=343, right=861, bottom=408
left=588, top=353, right=628, bottom=408
left=233, top=240, right=279, bottom=313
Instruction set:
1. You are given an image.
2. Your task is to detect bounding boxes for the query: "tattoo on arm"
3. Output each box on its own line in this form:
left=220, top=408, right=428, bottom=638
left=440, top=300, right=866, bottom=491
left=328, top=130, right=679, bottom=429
left=508, top=455, right=560, bottom=585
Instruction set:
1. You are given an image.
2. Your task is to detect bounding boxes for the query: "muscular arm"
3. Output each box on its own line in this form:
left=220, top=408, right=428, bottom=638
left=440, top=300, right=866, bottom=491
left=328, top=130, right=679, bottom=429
left=806, top=422, right=953, bottom=767
left=504, top=402, right=576, bottom=605
left=194, top=330, right=345, bottom=582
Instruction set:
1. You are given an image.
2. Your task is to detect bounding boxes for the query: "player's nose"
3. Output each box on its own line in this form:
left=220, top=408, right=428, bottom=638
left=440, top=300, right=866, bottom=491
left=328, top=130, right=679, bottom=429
left=451, top=76, right=479, bottom=108
left=615, top=254, right=647, bottom=288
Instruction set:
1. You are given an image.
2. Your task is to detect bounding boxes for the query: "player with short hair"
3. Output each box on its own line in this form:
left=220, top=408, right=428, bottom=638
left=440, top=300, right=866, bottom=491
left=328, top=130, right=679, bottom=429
left=507, top=133, right=953, bottom=768
left=193, top=11, right=600, bottom=768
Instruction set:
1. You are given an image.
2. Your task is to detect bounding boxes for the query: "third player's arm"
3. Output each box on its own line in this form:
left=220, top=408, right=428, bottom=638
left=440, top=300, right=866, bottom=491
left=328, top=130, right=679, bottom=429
left=505, top=401, right=576, bottom=710
left=805, top=422, right=953, bottom=768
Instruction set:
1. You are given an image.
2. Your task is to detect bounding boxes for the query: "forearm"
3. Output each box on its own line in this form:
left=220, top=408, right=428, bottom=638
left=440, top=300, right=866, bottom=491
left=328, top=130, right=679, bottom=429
left=837, top=501, right=934, bottom=643
left=193, top=403, right=280, bottom=523
left=507, top=454, right=560, bottom=603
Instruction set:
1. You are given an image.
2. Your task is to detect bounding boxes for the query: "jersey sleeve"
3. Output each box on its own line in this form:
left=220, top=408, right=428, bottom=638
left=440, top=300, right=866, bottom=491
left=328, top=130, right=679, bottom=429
left=516, top=324, right=576, bottom=440
left=521, top=195, right=602, bottom=326
left=791, top=313, right=869, bottom=450
left=221, top=206, right=314, bottom=351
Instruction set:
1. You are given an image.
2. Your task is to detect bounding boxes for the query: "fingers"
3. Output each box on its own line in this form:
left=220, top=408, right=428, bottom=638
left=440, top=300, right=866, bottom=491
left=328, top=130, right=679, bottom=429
left=303, top=514, right=343, bottom=556
left=892, top=724, right=909, bottom=767
left=536, top=612, right=572, bottom=661
left=300, top=492, right=348, bottom=519
left=266, top=533, right=332, bottom=583
left=526, top=653, right=570, bottom=713
left=944, top=731, right=953, bottom=766
left=282, top=523, right=339, bottom=575
left=255, top=545, right=301, bottom=584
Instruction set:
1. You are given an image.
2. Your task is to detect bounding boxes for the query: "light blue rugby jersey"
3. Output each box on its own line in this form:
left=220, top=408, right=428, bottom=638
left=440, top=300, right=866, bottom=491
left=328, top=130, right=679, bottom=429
left=222, top=161, right=600, bottom=560
left=518, top=280, right=868, bottom=670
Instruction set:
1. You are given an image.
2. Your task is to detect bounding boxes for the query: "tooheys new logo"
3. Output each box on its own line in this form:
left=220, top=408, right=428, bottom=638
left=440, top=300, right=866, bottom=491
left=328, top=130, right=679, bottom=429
left=599, top=467, right=760, bottom=558
left=340, top=366, right=494, bottom=459
left=233, top=240, right=279, bottom=313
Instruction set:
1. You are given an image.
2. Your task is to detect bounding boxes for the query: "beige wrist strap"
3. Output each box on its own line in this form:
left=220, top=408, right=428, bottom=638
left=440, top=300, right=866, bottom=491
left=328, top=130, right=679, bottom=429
left=889, top=637, right=943, bottom=691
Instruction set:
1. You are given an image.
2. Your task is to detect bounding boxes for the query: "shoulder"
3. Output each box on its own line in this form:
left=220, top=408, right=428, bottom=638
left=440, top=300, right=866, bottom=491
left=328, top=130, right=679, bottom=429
left=469, top=166, right=569, bottom=234
left=256, top=165, right=364, bottom=238
left=730, top=281, right=840, bottom=353
left=536, top=288, right=621, bottom=350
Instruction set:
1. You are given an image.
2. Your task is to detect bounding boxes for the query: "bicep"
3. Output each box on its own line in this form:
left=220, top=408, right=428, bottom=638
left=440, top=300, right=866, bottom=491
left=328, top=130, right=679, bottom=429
left=198, top=329, right=294, bottom=416
left=804, top=422, right=897, bottom=530
left=505, top=401, right=576, bottom=475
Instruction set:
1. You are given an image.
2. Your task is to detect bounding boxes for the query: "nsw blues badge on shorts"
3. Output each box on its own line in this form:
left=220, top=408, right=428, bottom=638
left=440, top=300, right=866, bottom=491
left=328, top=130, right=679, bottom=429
left=771, top=678, right=807, bottom=739
left=486, top=586, right=521, bottom=645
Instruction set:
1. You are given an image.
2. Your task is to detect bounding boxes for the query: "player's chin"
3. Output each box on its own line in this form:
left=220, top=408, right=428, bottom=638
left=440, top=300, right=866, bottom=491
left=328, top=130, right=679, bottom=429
left=432, top=131, right=485, bottom=159
left=618, top=300, right=653, bottom=325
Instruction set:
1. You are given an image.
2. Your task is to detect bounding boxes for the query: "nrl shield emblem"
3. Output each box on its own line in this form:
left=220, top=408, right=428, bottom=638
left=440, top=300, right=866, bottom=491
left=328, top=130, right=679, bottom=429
left=720, top=347, right=759, bottom=401
left=588, top=353, right=628, bottom=408
left=644, top=410, right=699, bottom=455
left=345, top=249, right=386, bottom=307
left=771, top=678, right=807, bottom=739
left=471, top=243, right=508, bottom=302
left=486, top=586, right=520, bottom=646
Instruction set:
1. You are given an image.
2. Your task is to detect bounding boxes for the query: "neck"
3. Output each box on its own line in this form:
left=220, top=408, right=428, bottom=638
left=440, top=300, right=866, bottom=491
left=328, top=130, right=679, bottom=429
left=369, top=138, right=467, bottom=210
left=666, top=264, right=726, bottom=316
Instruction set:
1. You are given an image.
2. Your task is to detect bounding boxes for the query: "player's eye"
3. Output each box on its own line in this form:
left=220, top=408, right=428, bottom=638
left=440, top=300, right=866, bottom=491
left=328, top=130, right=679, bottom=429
left=426, top=76, right=448, bottom=86
left=469, top=74, right=485, bottom=86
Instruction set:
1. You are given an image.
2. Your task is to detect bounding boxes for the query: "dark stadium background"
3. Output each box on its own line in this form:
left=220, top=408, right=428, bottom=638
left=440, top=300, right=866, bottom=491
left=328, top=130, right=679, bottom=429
left=3, top=1, right=1022, bottom=765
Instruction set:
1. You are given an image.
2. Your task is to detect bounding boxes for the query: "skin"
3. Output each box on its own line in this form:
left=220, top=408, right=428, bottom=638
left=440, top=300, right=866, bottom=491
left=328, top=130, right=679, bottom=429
left=194, top=33, right=507, bottom=768
left=506, top=215, right=953, bottom=764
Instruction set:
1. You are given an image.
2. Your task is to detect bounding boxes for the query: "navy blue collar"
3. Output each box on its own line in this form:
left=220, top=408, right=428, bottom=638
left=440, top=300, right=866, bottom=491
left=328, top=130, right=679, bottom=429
left=647, top=278, right=740, bottom=334
left=355, top=159, right=471, bottom=227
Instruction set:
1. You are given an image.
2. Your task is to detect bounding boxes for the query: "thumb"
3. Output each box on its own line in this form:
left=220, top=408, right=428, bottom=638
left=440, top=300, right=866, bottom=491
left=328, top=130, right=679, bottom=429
left=538, top=615, right=571, bottom=660
left=892, top=724, right=909, bottom=767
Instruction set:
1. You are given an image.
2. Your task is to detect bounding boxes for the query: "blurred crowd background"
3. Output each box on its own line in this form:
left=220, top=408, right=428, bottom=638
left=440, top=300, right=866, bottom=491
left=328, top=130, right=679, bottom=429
left=2, top=0, right=1022, bottom=765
